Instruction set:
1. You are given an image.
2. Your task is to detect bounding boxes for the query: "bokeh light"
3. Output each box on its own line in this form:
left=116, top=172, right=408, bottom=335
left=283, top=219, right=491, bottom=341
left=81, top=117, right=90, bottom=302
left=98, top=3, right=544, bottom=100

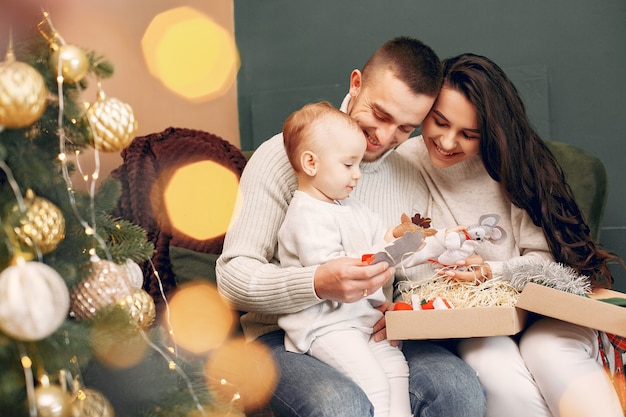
left=141, top=6, right=239, bottom=102
left=167, top=281, right=235, bottom=354
left=90, top=319, right=149, bottom=369
left=161, top=160, right=239, bottom=241
left=204, top=337, right=278, bottom=413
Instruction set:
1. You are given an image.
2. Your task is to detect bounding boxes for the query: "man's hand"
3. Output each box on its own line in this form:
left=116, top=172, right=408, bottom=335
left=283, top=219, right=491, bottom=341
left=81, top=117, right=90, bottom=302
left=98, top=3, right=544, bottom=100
left=372, top=301, right=400, bottom=346
left=313, top=257, right=394, bottom=303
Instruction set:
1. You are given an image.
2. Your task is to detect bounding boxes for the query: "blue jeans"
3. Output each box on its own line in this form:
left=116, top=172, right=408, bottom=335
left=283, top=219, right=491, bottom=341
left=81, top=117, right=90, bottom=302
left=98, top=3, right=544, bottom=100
left=258, top=330, right=486, bottom=417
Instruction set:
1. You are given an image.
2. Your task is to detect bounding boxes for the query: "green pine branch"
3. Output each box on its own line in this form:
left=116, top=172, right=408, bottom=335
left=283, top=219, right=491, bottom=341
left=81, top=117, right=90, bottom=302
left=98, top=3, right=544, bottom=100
left=0, top=25, right=240, bottom=417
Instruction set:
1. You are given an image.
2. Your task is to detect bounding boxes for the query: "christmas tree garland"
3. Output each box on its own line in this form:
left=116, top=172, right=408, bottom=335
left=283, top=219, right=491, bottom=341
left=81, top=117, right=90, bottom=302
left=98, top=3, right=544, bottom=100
left=0, top=10, right=251, bottom=417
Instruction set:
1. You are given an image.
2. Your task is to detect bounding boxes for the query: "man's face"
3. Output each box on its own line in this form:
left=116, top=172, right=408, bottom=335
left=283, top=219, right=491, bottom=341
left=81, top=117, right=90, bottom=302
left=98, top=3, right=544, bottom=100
left=347, top=68, right=436, bottom=162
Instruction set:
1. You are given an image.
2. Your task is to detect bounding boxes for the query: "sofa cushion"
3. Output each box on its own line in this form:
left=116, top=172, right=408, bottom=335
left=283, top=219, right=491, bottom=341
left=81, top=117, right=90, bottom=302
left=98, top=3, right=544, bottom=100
left=545, top=140, right=607, bottom=241
left=170, top=245, right=219, bottom=285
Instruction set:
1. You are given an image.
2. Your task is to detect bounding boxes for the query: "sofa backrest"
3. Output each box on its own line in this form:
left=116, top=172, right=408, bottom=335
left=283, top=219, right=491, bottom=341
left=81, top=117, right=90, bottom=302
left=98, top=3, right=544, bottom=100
left=545, top=140, right=607, bottom=241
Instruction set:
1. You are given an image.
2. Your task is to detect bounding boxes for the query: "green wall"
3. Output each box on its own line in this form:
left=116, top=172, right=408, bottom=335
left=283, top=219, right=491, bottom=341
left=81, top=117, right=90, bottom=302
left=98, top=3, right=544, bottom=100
left=234, top=0, right=626, bottom=290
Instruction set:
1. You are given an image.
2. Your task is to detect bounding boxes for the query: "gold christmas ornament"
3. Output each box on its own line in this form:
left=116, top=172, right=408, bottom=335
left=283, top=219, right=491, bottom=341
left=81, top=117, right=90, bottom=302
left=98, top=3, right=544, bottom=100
left=34, top=384, right=72, bottom=417
left=87, top=89, right=138, bottom=152
left=70, top=257, right=134, bottom=320
left=118, top=288, right=156, bottom=329
left=49, top=44, right=89, bottom=84
left=71, top=387, right=115, bottom=417
left=0, top=261, right=70, bottom=341
left=0, top=46, right=48, bottom=129
left=6, top=189, right=66, bottom=256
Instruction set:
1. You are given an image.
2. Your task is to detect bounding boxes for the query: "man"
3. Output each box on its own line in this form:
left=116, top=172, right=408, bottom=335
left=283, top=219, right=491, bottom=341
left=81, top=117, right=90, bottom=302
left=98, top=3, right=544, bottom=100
left=217, top=37, right=486, bottom=416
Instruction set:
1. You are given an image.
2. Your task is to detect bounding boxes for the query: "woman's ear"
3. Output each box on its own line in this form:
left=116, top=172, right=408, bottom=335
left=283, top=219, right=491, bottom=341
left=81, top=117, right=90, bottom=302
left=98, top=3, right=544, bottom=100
left=301, top=150, right=318, bottom=176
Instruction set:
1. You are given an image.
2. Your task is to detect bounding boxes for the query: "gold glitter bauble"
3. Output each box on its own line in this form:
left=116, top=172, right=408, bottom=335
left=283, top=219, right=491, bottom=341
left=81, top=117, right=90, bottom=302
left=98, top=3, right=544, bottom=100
left=87, top=90, right=138, bottom=152
left=49, top=44, right=89, bottom=84
left=0, top=261, right=70, bottom=341
left=70, top=257, right=134, bottom=320
left=71, top=387, right=115, bottom=417
left=6, top=189, right=65, bottom=255
left=118, top=288, right=156, bottom=329
left=0, top=49, right=47, bottom=128
left=34, top=384, right=72, bottom=417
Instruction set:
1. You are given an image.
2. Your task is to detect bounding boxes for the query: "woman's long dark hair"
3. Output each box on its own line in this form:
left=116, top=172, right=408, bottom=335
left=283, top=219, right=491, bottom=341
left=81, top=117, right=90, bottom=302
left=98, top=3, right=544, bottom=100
left=442, top=53, right=621, bottom=287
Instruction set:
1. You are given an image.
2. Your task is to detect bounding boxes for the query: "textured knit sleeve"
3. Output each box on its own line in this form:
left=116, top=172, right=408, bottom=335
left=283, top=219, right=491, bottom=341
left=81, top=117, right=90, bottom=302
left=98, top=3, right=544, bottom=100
left=487, top=205, right=553, bottom=279
left=216, top=135, right=320, bottom=316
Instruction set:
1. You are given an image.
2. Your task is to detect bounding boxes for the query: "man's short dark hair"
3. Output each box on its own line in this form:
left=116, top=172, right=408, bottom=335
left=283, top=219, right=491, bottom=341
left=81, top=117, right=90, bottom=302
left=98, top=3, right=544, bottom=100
left=363, top=36, right=442, bottom=96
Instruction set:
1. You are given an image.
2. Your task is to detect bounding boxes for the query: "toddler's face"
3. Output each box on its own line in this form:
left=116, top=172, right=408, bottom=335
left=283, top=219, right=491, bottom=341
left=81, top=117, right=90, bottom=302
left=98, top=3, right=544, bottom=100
left=310, top=125, right=366, bottom=202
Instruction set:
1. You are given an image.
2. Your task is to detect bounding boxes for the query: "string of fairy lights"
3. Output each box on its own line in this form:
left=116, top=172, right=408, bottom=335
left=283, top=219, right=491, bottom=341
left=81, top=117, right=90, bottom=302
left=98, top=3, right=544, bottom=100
left=0, top=10, right=244, bottom=416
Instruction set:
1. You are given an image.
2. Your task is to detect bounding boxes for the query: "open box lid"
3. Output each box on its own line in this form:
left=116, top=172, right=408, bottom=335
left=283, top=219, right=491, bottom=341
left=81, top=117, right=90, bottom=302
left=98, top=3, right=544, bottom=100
left=516, top=282, right=626, bottom=337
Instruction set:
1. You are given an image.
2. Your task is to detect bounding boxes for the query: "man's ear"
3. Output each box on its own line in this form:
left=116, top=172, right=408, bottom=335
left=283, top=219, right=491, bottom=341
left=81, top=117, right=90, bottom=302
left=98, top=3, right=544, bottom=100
left=349, top=69, right=362, bottom=98
left=301, top=150, right=318, bottom=176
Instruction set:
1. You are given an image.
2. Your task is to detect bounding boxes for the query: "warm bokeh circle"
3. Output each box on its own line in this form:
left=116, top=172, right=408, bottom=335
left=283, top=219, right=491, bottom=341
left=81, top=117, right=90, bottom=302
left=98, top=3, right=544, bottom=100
left=167, top=281, right=235, bottom=354
left=204, top=337, right=278, bottom=413
left=161, top=160, right=239, bottom=241
left=141, top=6, right=240, bottom=102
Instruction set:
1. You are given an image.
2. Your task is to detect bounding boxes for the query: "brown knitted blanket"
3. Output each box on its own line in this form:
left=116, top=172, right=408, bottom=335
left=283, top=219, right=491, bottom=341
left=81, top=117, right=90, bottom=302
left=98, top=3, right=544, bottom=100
left=110, top=127, right=247, bottom=306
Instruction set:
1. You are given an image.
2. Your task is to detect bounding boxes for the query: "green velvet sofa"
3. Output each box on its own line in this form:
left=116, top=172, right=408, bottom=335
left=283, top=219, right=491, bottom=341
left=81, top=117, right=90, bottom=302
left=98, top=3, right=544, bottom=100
left=96, top=128, right=608, bottom=417
left=168, top=138, right=608, bottom=287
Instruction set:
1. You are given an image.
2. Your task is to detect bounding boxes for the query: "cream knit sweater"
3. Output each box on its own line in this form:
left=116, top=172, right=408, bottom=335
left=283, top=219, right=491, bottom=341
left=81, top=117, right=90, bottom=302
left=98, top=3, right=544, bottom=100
left=217, top=96, right=434, bottom=340
left=396, top=136, right=553, bottom=279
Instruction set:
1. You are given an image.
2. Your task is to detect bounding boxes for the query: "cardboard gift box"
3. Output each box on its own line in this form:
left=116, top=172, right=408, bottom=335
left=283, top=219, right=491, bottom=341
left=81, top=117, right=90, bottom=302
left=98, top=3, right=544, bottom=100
left=516, top=282, right=626, bottom=337
left=385, top=305, right=527, bottom=340
left=385, top=282, right=626, bottom=340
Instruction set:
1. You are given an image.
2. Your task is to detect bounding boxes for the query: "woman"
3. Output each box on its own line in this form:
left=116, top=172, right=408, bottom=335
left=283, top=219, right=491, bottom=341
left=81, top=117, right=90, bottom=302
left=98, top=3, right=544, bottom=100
left=397, top=53, right=623, bottom=416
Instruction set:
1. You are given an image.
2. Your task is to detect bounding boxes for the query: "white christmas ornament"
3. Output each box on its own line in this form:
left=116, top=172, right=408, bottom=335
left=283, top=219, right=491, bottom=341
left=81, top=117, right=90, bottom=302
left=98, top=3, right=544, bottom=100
left=0, top=261, right=70, bottom=341
left=122, top=258, right=144, bottom=289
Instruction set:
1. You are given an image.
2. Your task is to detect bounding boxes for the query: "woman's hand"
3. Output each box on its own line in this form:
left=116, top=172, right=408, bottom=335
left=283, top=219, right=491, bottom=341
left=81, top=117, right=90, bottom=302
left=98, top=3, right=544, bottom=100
left=437, top=255, right=492, bottom=282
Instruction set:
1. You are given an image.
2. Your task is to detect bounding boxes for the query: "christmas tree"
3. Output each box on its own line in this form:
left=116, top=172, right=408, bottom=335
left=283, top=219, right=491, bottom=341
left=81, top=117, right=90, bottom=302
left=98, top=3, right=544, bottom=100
left=0, top=12, right=250, bottom=417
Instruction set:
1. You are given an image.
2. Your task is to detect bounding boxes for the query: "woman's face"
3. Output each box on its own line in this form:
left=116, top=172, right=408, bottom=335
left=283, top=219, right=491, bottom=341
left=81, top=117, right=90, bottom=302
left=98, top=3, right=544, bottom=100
left=421, top=86, right=481, bottom=168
